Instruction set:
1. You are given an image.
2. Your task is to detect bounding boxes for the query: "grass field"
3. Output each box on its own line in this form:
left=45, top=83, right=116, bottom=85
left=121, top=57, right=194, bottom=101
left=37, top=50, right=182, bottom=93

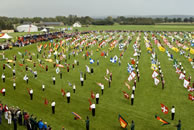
left=0, top=26, right=194, bottom=130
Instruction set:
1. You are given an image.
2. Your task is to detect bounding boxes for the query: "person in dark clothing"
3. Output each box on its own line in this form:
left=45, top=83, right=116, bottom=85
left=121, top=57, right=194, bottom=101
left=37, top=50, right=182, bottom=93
left=0, top=110, right=2, bottom=125
left=131, top=120, right=135, bottom=130
left=13, top=116, right=17, bottom=130
left=176, top=120, right=181, bottom=130
left=18, top=112, right=22, bottom=125
left=60, top=72, right=62, bottom=79
left=85, top=116, right=89, bottom=130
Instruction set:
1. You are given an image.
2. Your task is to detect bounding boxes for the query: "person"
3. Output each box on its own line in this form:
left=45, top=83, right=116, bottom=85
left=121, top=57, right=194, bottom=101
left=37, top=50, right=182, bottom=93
left=30, top=89, right=33, bottom=100
left=72, top=64, right=75, bottom=69
left=42, top=84, right=45, bottom=91
left=73, top=84, right=76, bottom=93
left=131, top=120, right=135, bottom=130
left=46, top=65, right=48, bottom=71
left=52, top=76, right=56, bottom=85
left=34, top=71, right=37, bottom=79
left=80, top=77, right=84, bottom=86
left=13, top=115, right=17, bottom=130
left=0, top=109, right=2, bottom=125
left=2, top=73, right=5, bottom=83
left=171, top=106, right=175, bottom=120
left=91, top=68, right=94, bottom=73
left=38, top=120, right=44, bottom=129
left=110, top=73, right=112, bottom=81
left=51, top=101, right=56, bottom=114
left=176, top=120, right=181, bottom=130
left=3, top=64, right=5, bottom=70
left=96, top=93, right=99, bottom=104
left=13, top=69, right=16, bottom=77
left=2, top=88, right=6, bottom=96
left=43, top=122, right=48, bottom=130
left=137, top=73, right=140, bottom=82
left=84, top=72, right=86, bottom=80
left=132, top=86, right=135, bottom=95
left=134, top=79, right=136, bottom=88
left=108, top=79, right=111, bottom=88
left=66, top=91, right=71, bottom=103
left=67, top=66, right=69, bottom=72
left=91, top=103, right=96, bottom=116
left=8, top=111, right=12, bottom=125
left=131, top=93, right=134, bottom=106
left=97, top=60, right=99, bottom=66
left=101, top=84, right=104, bottom=95
left=60, top=72, right=62, bottom=79
left=26, top=65, right=28, bottom=71
left=13, top=82, right=16, bottom=90
left=33, top=62, right=36, bottom=68
left=85, top=116, right=89, bottom=130
left=18, top=111, right=22, bottom=126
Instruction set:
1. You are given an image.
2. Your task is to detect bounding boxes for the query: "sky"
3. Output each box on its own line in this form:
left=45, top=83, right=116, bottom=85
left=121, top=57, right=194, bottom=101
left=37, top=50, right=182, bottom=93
left=0, top=0, right=194, bottom=17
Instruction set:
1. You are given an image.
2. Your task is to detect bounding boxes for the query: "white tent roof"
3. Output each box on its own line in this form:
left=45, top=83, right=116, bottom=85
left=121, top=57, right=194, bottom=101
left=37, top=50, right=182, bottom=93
left=41, top=28, right=47, bottom=32
left=0, top=33, right=13, bottom=39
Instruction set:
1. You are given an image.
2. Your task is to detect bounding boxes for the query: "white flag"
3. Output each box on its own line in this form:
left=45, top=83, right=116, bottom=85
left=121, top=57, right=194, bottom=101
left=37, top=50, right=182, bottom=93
left=179, top=73, right=185, bottom=80
left=154, top=78, right=160, bottom=85
left=152, top=71, right=158, bottom=78
left=183, top=79, right=190, bottom=88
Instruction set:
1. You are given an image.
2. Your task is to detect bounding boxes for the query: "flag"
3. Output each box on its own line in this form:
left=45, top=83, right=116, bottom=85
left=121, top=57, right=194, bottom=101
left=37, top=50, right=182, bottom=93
left=151, top=64, right=158, bottom=71
left=131, top=59, right=135, bottom=65
left=88, top=98, right=92, bottom=111
left=0, top=88, right=5, bottom=94
left=188, top=94, right=194, bottom=101
left=188, top=86, right=194, bottom=92
left=72, top=112, right=82, bottom=120
left=44, top=98, right=48, bottom=105
left=183, top=79, right=190, bottom=88
left=89, top=58, right=95, bottom=64
left=61, top=89, right=65, bottom=96
left=118, top=114, right=128, bottom=128
left=125, top=82, right=130, bottom=90
left=127, top=64, right=134, bottom=73
left=179, top=73, right=185, bottom=80
left=154, top=78, right=160, bottom=86
left=155, top=115, right=170, bottom=125
left=160, top=104, right=168, bottom=114
left=104, top=76, right=109, bottom=81
left=26, top=88, right=30, bottom=95
left=56, top=64, right=64, bottom=68
left=106, top=69, right=109, bottom=75
left=122, top=91, right=129, bottom=99
left=91, top=91, right=95, bottom=99
left=101, top=52, right=105, bottom=56
left=152, top=71, right=159, bottom=78
left=19, top=63, right=23, bottom=66
left=128, top=72, right=136, bottom=82
left=176, top=68, right=181, bottom=74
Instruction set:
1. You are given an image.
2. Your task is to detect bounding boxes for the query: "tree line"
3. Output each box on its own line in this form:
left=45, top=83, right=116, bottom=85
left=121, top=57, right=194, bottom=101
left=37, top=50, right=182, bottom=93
left=0, top=15, right=194, bottom=30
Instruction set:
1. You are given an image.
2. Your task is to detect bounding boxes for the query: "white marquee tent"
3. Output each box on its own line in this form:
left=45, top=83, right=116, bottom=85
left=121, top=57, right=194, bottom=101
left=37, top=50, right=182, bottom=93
left=17, top=25, right=38, bottom=32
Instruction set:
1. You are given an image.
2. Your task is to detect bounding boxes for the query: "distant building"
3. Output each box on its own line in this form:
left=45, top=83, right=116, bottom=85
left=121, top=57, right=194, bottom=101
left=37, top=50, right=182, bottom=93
left=16, top=25, right=38, bottom=32
left=39, top=22, right=64, bottom=26
left=73, top=22, right=82, bottom=28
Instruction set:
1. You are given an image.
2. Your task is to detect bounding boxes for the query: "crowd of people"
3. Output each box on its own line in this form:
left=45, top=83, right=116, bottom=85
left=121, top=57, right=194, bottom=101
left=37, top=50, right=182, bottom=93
left=0, top=101, right=51, bottom=130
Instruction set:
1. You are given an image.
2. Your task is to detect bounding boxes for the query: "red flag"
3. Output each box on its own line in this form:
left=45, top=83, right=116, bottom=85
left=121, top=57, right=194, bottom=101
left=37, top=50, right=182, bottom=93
left=61, top=89, right=65, bottom=96
left=88, top=98, right=92, bottom=111
left=44, top=98, right=48, bottom=105
left=91, top=91, right=95, bottom=99
left=101, top=52, right=104, bottom=56
left=19, top=63, right=23, bottom=66
left=188, top=94, right=194, bottom=101
left=122, top=91, right=129, bottom=99
left=0, top=88, right=5, bottom=94
left=160, top=104, right=168, bottom=114
left=131, top=59, right=135, bottom=65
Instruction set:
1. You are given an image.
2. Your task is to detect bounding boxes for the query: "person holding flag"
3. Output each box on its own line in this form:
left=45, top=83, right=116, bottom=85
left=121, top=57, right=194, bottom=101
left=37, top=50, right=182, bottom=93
left=1, top=73, right=5, bottom=83
left=52, top=76, right=56, bottom=85
left=51, top=101, right=56, bottom=114
left=96, top=93, right=99, bottom=104
left=66, top=91, right=71, bottom=103
left=13, top=82, right=16, bottom=90
left=131, top=93, right=134, bottom=106
left=30, top=89, right=33, bottom=100
left=2, top=88, right=6, bottom=96
left=73, top=84, right=76, bottom=93
left=91, top=103, right=96, bottom=116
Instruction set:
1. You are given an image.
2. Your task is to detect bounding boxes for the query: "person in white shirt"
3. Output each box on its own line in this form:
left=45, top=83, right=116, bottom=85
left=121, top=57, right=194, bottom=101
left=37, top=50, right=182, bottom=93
left=80, top=77, right=84, bottom=86
left=13, top=82, right=16, bottom=90
left=66, top=91, right=71, bottom=103
left=171, top=106, right=175, bottom=120
left=73, top=84, right=76, bottom=93
left=101, top=85, right=104, bottom=95
left=13, top=69, right=16, bottom=77
left=131, top=93, right=134, bottom=106
left=30, top=89, right=33, bottom=100
left=2, top=73, right=5, bottom=83
left=132, top=86, right=135, bottom=95
left=52, top=76, right=56, bottom=85
left=96, top=93, right=99, bottom=104
left=51, top=101, right=56, bottom=114
left=91, top=103, right=96, bottom=116
left=2, top=88, right=6, bottom=96
left=34, top=71, right=37, bottom=79
left=26, top=75, right=29, bottom=84
left=42, top=84, right=45, bottom=91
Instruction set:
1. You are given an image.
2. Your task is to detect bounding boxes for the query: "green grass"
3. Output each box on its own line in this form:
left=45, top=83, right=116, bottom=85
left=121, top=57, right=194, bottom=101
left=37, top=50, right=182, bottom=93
left=0, top=27, right=194, bottom=130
